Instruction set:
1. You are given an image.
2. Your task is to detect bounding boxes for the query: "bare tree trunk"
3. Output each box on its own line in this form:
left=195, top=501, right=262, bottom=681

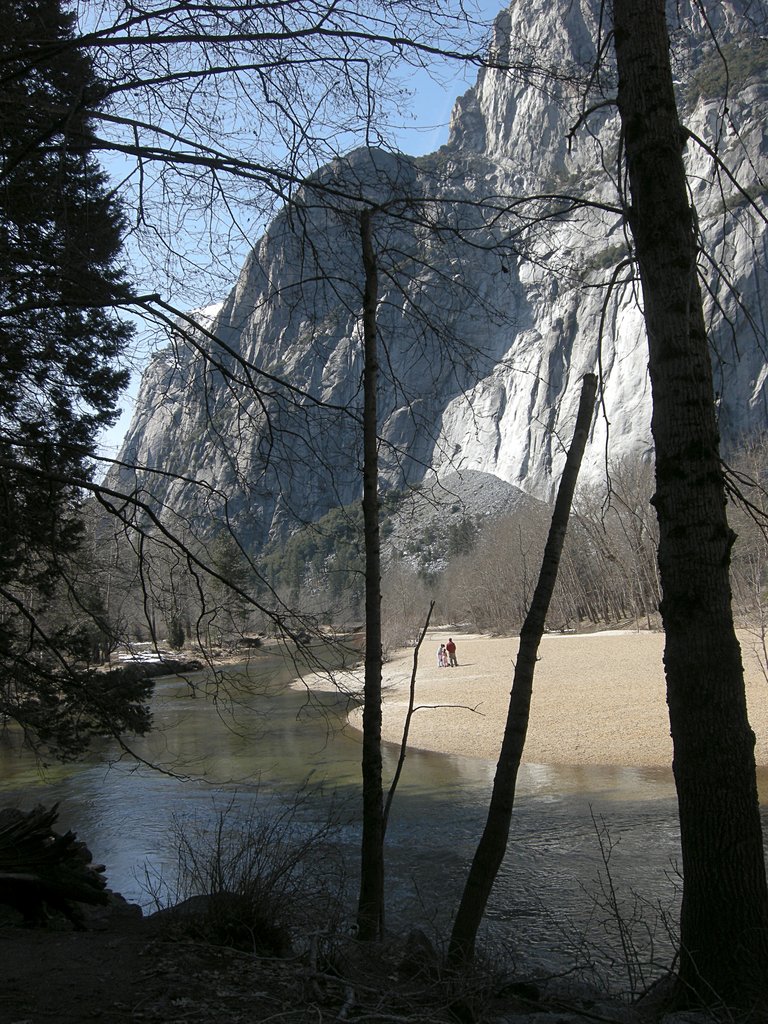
left=356, top=207, right=385, bottom=941
left=613, top=1, right=768, bottom=1007
left=448, top=373, right=597, bottom=965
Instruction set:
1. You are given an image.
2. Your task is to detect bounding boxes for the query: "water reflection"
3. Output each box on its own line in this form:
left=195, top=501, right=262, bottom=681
left=0, top=653, right=761, bottom=984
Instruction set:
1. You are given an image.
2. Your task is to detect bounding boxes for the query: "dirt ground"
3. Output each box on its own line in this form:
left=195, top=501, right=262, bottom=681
left=0, top=909, right=152, bottom=1024
left=0, top=903, right=570, bottom=1024
left=0, top=900, right=675, bottom=1024
left=0, top=904, right=242, bottom=1024
left=0, top=903, right=331, bottom=1024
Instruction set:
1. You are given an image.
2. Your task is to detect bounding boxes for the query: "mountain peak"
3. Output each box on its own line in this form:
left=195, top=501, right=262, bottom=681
left=109, top=0, right=768, bottom=551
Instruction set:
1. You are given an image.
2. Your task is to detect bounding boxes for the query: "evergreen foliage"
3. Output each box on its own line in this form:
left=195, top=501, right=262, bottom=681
left=686, top=38, right=768, bottom=101
left=259, top=493, right=404, bottom=614
left=0, top=0, right=150, bottom=758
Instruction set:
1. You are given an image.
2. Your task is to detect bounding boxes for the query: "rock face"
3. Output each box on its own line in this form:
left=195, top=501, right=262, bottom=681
left=110, top=0, right=768, bottom=550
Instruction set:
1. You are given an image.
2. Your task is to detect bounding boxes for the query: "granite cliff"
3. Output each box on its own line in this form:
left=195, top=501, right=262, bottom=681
left=109, top=0, right=768, bottom=551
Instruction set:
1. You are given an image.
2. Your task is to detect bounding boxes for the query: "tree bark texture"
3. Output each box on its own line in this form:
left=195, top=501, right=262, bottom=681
left=356, top=207, right=385, bottom=941
left=448, top=373, right=597, bottom=965
left=613, top=0, right=768, bottom=1006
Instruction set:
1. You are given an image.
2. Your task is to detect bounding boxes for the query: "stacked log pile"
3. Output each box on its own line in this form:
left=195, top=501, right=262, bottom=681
left=0, top=803, right=108, bottom=928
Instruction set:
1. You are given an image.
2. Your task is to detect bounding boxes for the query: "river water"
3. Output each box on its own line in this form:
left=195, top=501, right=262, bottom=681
left=1, top=648, right=764, bottom=989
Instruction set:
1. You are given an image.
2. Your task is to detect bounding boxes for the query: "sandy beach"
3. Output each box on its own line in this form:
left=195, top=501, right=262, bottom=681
left=340, top=629, right=768, bottom=767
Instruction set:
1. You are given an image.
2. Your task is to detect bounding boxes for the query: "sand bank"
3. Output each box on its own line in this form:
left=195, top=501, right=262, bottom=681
left=340, top=629, right=768, bottom=768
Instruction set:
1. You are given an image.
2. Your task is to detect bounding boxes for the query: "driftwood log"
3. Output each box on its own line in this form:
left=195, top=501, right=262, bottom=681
left=0, top=804, right=108, bottom=928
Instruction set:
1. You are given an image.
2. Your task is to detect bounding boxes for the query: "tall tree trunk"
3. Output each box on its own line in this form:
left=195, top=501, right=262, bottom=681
left=356, top=207, right=385, bottom=941
left=448, top=373, right=597, bottom=965
left=613, top=1, right=768, bottom=1007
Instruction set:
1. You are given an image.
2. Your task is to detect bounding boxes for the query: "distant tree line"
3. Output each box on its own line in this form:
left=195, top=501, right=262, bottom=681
left=435, top=455, right=661, bottom=635
left=88, top=436, right=765, bottom=660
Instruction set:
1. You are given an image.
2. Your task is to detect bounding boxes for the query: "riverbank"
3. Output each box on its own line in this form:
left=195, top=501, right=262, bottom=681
left=336, top=629, right=768, bottom=768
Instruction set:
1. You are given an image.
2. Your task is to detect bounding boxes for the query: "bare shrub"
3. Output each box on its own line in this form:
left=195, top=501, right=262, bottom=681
left=381, top=562, right=433, bottom=656
left=583, top=812, right=679, bottom=999
left=142, top=789, right=348, bottom=954
left=728, top=433, right=768, bottom=680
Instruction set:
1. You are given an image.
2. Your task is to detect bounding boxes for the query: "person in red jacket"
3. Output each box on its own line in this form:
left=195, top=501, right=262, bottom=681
left=446, top=637, right=458, bottom=667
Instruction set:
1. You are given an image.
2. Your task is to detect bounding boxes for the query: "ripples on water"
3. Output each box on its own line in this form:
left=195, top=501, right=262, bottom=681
left=0, top=653, right=763, bottom=989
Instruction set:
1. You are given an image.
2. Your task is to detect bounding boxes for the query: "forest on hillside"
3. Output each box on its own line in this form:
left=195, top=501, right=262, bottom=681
left=41, top=434, right=768, bottom=676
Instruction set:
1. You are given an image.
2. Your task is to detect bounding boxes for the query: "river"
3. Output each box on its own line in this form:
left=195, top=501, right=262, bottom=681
left=0, top=647, right=762, bottom=989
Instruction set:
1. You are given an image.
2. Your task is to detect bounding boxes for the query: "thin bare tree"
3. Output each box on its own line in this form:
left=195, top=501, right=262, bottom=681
left=448, top=372, right=597, bottom=964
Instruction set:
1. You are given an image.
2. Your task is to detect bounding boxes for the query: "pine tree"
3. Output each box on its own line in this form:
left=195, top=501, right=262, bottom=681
left=0, top=0, right=151, bottom=758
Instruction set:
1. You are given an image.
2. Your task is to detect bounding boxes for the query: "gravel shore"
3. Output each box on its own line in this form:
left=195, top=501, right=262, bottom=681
left=345, top=629, right=768, bottom=767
